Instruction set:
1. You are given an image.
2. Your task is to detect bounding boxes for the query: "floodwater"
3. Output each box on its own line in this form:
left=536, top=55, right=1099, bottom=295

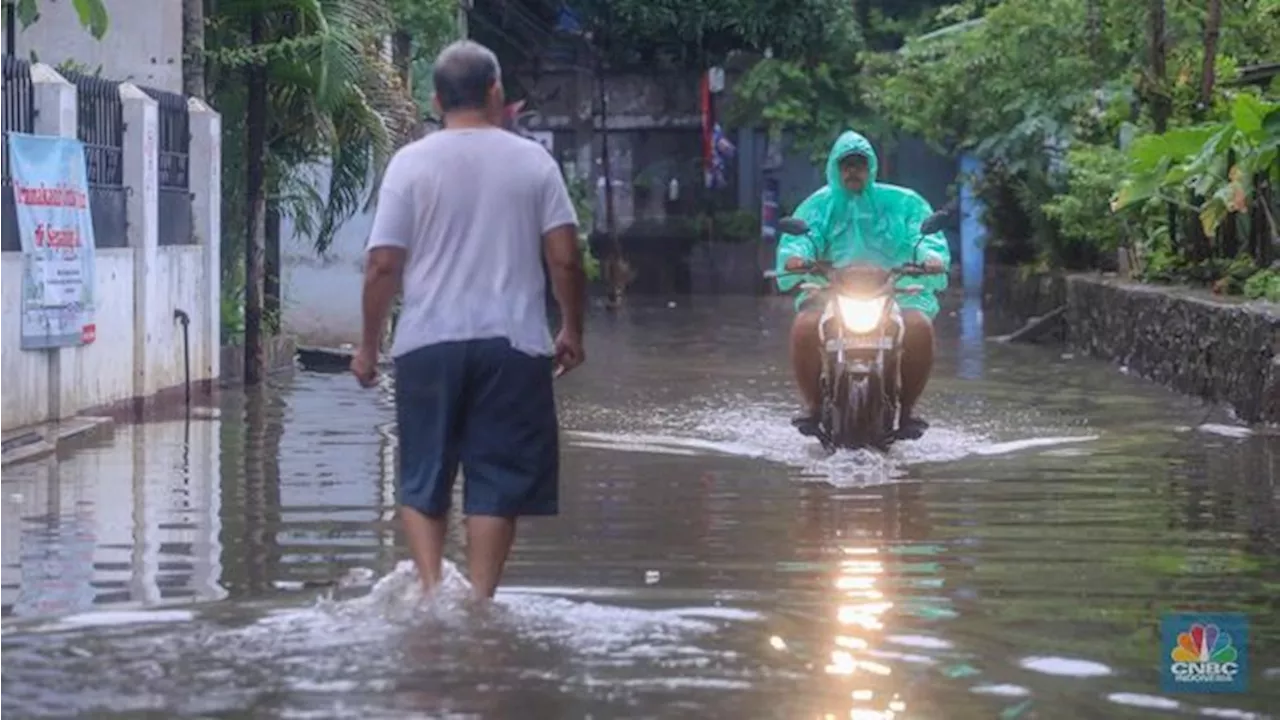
left=2, top=297, right=1278, bottom=719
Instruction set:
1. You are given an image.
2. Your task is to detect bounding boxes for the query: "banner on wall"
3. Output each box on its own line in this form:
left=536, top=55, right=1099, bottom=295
left=8, top=133, right=98, bottom=349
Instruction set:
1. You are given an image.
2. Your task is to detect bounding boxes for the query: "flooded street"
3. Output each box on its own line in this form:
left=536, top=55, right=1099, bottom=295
left=3, top=297, right=1278, bottom=719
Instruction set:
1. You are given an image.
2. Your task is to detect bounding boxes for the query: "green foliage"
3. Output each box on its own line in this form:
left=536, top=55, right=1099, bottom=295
left=1042, top=143, right=1131, bottom=268
left=1243, top=268, right=1280, bottom=301
left=564, top=0, right=839, bottom=69
left=209, top=0, right=422, bottom=262
left=723, top=0, right=925, bottom=159
left=724, top=6, right=868, bottom=160
left=15, top=0, right=109, bottom=40
left=702, top=209, right=761, bottom=243
left=51, top=58, right=102, bottom=77
left=859, top=0, right=1280, bottom=292
left=1114, top=93, right=1280, bottom=238
left=389, top=0, right=457, bottom=115
left=565, top=173, right=602, bottom=281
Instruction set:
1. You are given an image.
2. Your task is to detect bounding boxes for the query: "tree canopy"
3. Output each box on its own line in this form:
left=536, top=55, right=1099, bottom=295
left=857, top=0, right=1279, bottom=294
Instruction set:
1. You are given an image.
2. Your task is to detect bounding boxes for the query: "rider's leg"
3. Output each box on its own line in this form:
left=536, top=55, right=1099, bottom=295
left=898, top=309, right=934, bottom=438
left=790, top=305, right=823, bottom=429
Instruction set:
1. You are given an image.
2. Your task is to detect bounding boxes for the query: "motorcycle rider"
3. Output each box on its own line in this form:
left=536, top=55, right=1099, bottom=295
left=776, top=130, right=951, bottom=440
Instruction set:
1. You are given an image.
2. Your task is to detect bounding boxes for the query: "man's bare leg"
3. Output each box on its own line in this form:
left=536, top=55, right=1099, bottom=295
left=897, top=309, right=935, bottom=439
left=400, top=506, right=448, bottom=591
left=790, top=309, right=824, bottom=434
left=466, top=515, right=517, bottom=599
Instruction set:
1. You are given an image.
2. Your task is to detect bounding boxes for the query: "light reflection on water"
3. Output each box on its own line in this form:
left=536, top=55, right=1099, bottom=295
left=2, top=297, right=1278, bottom=718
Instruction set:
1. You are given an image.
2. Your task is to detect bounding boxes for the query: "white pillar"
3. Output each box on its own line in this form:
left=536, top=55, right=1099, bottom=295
left=119, top=83, right=159, bottom=403
left=30, top=64, right=76, bottom=137
left=30, top=64, right=77, bottom=422
left=188, top=98, right=222, bottom=382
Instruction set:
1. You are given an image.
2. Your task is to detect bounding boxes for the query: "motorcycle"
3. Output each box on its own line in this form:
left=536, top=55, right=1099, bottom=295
left=767, top=211, right=949, bottom=452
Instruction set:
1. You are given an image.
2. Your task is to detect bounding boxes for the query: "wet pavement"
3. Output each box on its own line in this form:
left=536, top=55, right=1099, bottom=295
left=2, top=296, right=1278, bottom=719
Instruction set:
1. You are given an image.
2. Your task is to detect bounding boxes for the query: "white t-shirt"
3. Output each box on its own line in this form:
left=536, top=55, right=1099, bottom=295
left=366, top=128, right=578, bottom=358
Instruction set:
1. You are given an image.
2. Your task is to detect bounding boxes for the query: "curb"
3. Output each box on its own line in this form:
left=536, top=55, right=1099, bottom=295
left=1, top=416, right=115, bottom=468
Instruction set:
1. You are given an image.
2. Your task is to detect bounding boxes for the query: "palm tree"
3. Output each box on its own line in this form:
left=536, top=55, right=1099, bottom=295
left=206, top=0, right=419, bottom=382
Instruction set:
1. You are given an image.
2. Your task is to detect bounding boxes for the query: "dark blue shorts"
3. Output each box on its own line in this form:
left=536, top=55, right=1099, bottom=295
left=394, top=338, right=559, bottom=518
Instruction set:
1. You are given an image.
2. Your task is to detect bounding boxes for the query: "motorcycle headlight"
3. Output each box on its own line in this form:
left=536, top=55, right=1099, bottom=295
left=836, top=296, right=887, bottom=334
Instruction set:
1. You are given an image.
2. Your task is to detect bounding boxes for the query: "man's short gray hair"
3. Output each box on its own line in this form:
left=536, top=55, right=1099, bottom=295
left=432, top=40, right=501, bottom=113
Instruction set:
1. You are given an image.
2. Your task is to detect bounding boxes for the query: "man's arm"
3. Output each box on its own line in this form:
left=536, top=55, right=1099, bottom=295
left=544, top=225, right=585, bottom=337
left=899, top=193, right=951, bottom=296
left=362, top=247, right=405, bottom=352
left=361, top=170, right=413, bottom=354
left=909, top=195, right=952, bottom=270
left=775, top=189, right=827, bottom=293
left=540, top=162, right=585, bottom=340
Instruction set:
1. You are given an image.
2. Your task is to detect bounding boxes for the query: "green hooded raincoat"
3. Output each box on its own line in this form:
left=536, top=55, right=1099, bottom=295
left=775, top=130, right=951, bottom=319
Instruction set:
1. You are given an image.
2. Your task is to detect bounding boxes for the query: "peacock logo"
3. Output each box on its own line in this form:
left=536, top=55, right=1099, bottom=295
left=1171, top=623, right=1237, bottom=664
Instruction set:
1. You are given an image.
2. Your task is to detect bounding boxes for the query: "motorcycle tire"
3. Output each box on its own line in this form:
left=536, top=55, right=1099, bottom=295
left=869, top=371, right=897, bottom=451
left=830, top=374, right=867, bottom=450
left=837, top=373, right=895, bottom=451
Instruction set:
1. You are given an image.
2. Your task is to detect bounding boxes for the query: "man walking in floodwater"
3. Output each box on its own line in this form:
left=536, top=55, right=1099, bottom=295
left=350, top=40, right=586, bottom=599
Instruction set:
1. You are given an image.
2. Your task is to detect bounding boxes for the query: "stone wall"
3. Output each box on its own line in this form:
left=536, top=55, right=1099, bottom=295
left=985, top=266, right=1280, bottom=424
left=1067, top=276, right=1280, bottom=423
left=983, top=265, right=1068, bottom=322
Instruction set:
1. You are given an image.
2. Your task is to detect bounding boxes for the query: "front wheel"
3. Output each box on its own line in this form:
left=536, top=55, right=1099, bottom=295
left=833, top=372, right=894, bottom=451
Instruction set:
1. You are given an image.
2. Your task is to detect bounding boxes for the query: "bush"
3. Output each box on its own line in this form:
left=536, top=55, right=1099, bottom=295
left=702, top=209, right=762, bottom=244
left=1243, top=268, right=1280, bottom=302
left=1042, top=143, right=1129, bottom=268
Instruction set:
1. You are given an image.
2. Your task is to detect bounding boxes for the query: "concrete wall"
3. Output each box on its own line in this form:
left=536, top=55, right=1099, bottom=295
left=984, top=267, right=1280, bottom=424
left=0, top=66, right=221, bottom=431
left=11, top=0, right=183, bottom=93
left=1, top=418, right=223, bottom=616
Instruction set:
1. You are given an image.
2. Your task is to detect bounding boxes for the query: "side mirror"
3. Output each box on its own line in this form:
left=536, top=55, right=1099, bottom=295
left=918, top=199, right=958, bottom=236
left=919, top=210, right=948, bottom=237
left=778, top=217, right=810, bottom=236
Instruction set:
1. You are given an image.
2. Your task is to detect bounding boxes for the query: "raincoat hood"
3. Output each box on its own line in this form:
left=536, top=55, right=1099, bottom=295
left=825, top=130, right=879, bottom=200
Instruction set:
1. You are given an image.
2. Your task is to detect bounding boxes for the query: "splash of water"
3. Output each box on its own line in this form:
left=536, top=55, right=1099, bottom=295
left=566, top=396, right=1102, bottom=486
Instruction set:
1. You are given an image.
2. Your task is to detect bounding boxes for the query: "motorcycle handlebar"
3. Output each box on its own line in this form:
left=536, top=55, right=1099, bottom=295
left=764, top=263, right=942, bottom=280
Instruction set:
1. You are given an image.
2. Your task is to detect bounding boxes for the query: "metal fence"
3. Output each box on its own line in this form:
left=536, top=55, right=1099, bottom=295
left=62, top=70, right=129, bottom=249
left=2, top=56, right=34, bottom=252
left=142, top=86, right=194, bottom=246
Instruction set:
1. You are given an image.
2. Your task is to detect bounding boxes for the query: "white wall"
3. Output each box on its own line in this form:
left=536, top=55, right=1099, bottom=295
left=280, top=162, right=372, bottom=347
left=0, top=66, right=221, bottom=432
left=12, top=0, right=183, bottom=93
left=57, top=249, right=136, bottom=417
left=1, top=418, right=224, bottom=616
left=1, top=255, right=52, bottom=426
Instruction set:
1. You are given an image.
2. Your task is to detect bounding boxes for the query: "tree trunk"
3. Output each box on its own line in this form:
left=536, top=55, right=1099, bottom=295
left=597, top=57, right=624, bottom=307
left=1086, top=0, right=1101, bottom=64
left=857, top=0, right=872, bottom=47
left=392, top=29, right=412, bottom=96
left=244, top=8, right=268, bottom=385
left=181, top=0, right=206, bottom=99
left=265, top=196, right=281, bottom=334
left=1147, top=0, right=1170, bottom=133
left=1198, top=0, right=1222, bottom=117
